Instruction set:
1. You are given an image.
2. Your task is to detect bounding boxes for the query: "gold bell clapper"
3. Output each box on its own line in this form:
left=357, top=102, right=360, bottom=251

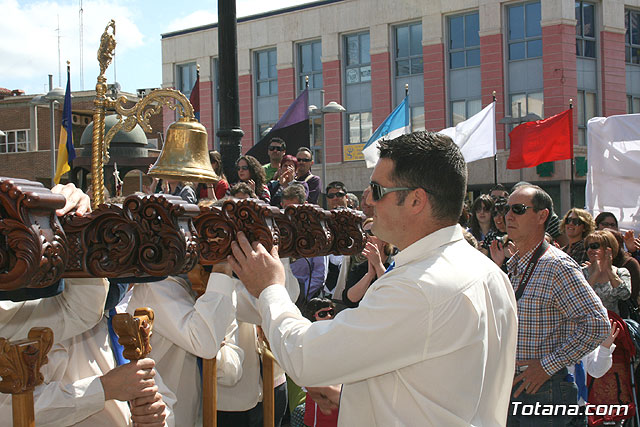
left=149, top=118, right=219, bottom=183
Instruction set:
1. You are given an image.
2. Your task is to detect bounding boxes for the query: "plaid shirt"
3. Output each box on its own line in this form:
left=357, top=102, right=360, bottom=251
left=507, top=240, right=609, bottom=375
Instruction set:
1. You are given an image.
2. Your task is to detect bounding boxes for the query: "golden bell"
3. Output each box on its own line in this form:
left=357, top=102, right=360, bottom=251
left=149, top=117, right=219, bottom=183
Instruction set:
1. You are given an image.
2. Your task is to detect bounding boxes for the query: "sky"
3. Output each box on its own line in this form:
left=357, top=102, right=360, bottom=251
left=1, top=0, right=314, bottom=95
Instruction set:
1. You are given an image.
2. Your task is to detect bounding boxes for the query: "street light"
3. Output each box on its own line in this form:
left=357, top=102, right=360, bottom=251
left=308, top=92, right=345, bottom=207
left=44, top=76, right=66, bottom=186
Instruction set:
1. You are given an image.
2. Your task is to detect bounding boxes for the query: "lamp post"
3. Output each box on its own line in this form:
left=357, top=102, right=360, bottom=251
left=308, top=91, right=345, bottom=207
left=44, top=75, right=66, bottom=187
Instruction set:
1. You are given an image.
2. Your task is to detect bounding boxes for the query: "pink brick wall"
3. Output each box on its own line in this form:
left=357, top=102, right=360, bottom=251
left=278, top=67, right=296, bottom=116
left=198, top=80, right=214, bottom=149
left=601, top=31, right=627, bottom=116
left=238, top=74, right=254, bottom=153
left=480, top=34, right=506, bottom=150
left=323, top=59, right=343, bottom=163
left=423, top=44, right=446, bottom=130
left=371, top=52, right=392, bottom=129
left=542, top=24, right=578, bottom=137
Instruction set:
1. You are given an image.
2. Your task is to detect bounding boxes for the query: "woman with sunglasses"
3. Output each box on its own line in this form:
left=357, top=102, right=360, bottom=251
left=468, top=194, right=497, bottom=254
left=560, top=208, right=595, bottom=265
left=235, top=155, right=270, bottom=203
left=342, top=219, right=396, bottom=308
left=267, top=155, right=309, bottom=207
left=582, top=230, right=631, bottom=315
left=595, top=212, right=619, bottom=231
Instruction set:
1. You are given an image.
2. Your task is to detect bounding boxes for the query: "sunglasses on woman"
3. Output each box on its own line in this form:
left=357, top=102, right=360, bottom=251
left=315, top=308, right=335, bottom=319
left=236, top=165, right=249, bottom=171
left=587, top=242, right=601, bottom=250
left=566, top=218, right=584, bottom=226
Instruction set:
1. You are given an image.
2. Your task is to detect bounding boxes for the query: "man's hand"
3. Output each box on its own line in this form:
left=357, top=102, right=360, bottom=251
left=130, top=392, right=167, bottom=426
left=513, top=359, right=550, bottom=397
left=51, top=182, right=91, bottom=216
left=227, top=232, right=285, bottom=298
left=99, top=358, right=157, bottom=402
left=307, top=385, right=342, bottom=415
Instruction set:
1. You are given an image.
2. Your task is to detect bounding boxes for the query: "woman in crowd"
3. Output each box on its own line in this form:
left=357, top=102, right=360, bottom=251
left=236, top=155, right=270, bottom=203
left=611, top=230, right=640, bottom=308
left=342, top=219, right=396, bottom=308
left=595, top=212, right=619, bottom=231
left=198, top=151, right=230, bottom=200
left=582, top=230, right=631, bottom=314
left=468, top=194, right=496, bottom=254
left=560, top=208, right=595, bottom=265
left=267, top=155, right=309, bottom=207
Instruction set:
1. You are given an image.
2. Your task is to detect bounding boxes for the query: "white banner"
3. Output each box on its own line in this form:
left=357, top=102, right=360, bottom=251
left=439, top=102, right=496, bottom=163
left=586, top=113, right=640, bottom=232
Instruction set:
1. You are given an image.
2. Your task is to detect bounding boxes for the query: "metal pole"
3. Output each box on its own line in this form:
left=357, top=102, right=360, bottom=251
left=217, top=0, right=244, bottom=183
left=49, top=75, right=57, bottom=187
left=492, top=91, right=498, bottom=186
left=517, top=102, right=523, bottom=183
left=321, top=90, right=327, bottom=209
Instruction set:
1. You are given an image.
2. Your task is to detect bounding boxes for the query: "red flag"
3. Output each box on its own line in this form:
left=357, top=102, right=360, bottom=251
left=507, top=109, right=573, bottom=169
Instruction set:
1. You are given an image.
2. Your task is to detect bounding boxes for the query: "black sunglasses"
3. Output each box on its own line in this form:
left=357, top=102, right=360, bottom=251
left=237, top=165, right=249, bottom=171
left=365, top=228, right=375, bottom=236
left=566, top=218, right=584, bottom=226
left=296, top=158, right=312, bottom=163
left=369, top=182, right=417, bottom=202
left=268, top=145, right=285, bottom=151
left=587, top=242, right=601, bottom=250
left=326, top=191, right=346, bottom=199
left=315, top=308, right=335, bottom=319
left=505, top=203, right=534, bottom=215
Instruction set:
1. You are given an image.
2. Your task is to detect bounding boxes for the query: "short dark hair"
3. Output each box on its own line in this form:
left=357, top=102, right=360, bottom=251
left=297, top=147, right=312, bottom=157
left=378, top=131, right=467, bottom=222
left=490, top=183, right=508, bottom=195
left=230, top=182, right=256, bottom=198
left=302, top=297, right=335, bottom=322
left=515, top=184, right=554, bottom=228
left=326, top=181, right=347, bottom=193
left=269, top=137, right=286, bottom=150
left=282, top=183, right=306, bottom=204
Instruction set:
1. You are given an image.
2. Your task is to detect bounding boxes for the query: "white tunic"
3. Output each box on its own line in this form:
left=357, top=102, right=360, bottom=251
left=257, top=225, right=518, bottom=426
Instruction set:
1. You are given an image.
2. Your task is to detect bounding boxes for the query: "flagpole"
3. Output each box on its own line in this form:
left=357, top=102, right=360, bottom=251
left=569, top=99, right=575, bottom=208
left=492, top=91, right=498, bottom=186
left=405, top=83, right=408, bottom=97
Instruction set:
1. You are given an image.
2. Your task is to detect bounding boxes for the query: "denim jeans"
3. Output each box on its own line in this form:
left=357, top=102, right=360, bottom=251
left=507, top=367, right=579, bottom=427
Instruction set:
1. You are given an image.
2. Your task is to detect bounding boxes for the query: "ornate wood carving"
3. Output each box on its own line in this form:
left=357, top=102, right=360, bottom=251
left=0, top=178, right=68, bottom=291
left=0, top=327, right=53, bottom=394
left=327, top=208, right=367, bottom=255
left=112, top=307, right=154, bottom=361
left=62, top=193, right=200, bottom=278
left=283, top=204, right=334, bottom=258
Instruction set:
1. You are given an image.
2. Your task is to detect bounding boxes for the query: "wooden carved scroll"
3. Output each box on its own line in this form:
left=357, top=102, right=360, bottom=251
left=62, top=193, right=200, bottom=279
left=194, top=199, right=280, bottom=265
left=0, top=178, right=67, bottom=291
left=0, top=327, right=53, bottom=427
left=327, top=208, right=367, bottom=255
left=282, top=204, right=333, bottom=258
left=112, top=307, right=154, bottom=361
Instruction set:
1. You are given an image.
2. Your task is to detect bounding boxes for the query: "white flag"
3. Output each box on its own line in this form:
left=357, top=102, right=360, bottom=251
left=439, top=102, right=496, bottom=163
left=586, top=113, right=640, bottom=232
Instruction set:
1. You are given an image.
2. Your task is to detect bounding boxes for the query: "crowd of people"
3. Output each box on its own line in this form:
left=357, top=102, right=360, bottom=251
left=3, top=130, right=639, bottom=426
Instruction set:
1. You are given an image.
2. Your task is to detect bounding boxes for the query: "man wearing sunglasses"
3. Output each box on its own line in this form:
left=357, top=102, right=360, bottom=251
left=227, top=131, right=519, bottom=426
left=504, top=185, right=609, bottom=426
left=263, top=137, right=286, bottom=181
left=295, top=147, right=322, bottom=204
left=325, top=181, right=349, bottom=210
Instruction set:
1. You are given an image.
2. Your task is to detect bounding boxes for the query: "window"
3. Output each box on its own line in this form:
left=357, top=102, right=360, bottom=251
left=507, top=2, right=542, bottom=60
left=256, top=49, right=278, bottom=97
left=0, top=130, right=30, bottom=154
left=577, top=90, right=596, bottom=145
left=576, top=2, right=596, bottom=58
left=628, top=95, right=640, bottom=113
left=298, top=40, right=322, bottom=91
left=345, top=33, right=371, bottom=85
left=395, top=22, right=423, bottom=75
left=510, top=92, right=544, bottom=120
left=411, top=106, right=425, bottom=131
left=451, top=99, right=482, bottom=126
left=626, top=9, right=640, bottom=64
left=254, top=48, right=278, bottom=142
left=344, top=32, right=372, bottom=146
left=448, top=13, right=480, bottom=69
left=176, top=63, right=197, bottom=99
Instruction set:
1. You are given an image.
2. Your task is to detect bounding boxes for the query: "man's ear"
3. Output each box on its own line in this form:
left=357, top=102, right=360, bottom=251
left=410, top=188, right=429, bottom=213
left=538, top=208, right=549, bottom=226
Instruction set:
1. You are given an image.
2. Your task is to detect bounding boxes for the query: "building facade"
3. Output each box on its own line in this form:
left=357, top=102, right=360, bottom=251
left=161, top=0, right=637, bottom=213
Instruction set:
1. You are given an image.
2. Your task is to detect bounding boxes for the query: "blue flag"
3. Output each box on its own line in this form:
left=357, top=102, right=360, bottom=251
left=362, top=96, right=410, bottom=168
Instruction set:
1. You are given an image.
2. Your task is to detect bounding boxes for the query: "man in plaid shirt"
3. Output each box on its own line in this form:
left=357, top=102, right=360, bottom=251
left=504, top=184, right=609, bottom=426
